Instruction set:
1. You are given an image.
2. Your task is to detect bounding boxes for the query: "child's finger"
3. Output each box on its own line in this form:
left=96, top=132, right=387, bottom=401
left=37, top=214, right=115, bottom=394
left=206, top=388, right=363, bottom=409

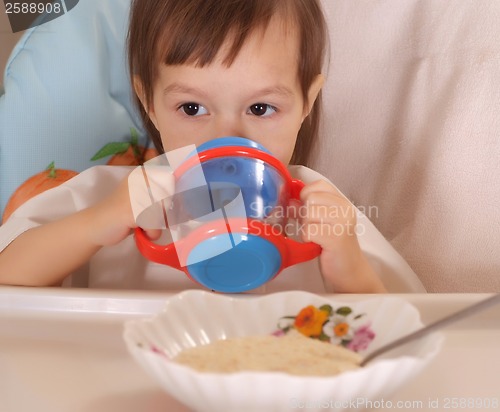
left=299, top=194, right=355, bottom=226
left=301, top=221, right=358, bottom=252
left=143, top=228, right=162, bottom=241
left=299, top=179, right=344, bottom=202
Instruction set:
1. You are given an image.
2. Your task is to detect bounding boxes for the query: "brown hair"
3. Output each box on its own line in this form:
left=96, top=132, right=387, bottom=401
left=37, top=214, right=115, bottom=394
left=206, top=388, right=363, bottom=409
left=127, top=0, right=327, bottom=166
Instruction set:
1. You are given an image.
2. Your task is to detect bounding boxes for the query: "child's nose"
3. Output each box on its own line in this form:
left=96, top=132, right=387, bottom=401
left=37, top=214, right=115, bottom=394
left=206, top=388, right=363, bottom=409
left=213, top=116, right=247, bottom=139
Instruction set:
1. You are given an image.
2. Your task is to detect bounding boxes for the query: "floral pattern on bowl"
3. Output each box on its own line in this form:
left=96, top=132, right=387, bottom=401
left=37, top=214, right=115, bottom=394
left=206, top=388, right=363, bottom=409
left=274, top=304, right=376, bottom=352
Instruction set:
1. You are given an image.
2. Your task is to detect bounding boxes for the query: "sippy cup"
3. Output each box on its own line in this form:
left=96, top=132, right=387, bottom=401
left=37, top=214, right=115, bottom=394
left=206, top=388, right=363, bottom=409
left=135, top=137, right=321, bottom=292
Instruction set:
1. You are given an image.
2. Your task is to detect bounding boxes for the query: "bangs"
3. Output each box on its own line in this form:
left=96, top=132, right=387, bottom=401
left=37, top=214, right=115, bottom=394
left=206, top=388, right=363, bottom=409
left=156, top=0, right=288, bottom=68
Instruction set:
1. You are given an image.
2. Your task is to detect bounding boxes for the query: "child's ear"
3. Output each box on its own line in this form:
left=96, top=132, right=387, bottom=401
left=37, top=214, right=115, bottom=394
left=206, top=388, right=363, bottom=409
left=133, top=75, right=159, bottom=130
left=302, top=74, right=325, bottom=120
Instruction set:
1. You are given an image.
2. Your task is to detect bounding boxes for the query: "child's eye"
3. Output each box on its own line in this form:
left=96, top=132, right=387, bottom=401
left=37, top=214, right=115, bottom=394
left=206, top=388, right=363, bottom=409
left=179, top=103, right=208, bottom=116
left=247, top=103, right=277, bottom=117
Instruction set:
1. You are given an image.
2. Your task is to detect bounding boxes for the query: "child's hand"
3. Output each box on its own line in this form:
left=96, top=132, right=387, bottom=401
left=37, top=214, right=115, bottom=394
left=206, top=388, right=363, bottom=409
left=299, top=180, right=387, bottom=293
left=88, top=168, right=173, bottom=246
left=86, top=176, right=142, bottom=246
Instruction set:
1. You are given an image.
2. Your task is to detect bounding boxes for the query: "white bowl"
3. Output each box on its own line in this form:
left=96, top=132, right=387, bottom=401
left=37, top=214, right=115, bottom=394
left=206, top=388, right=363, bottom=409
left=123, top=290, right=443, bottom=412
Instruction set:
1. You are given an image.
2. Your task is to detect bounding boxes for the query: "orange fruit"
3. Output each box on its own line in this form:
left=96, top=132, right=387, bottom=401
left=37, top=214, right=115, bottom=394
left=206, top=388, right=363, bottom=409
left=92, top=127, right=159, bottom=166
left=2, top=162, right=78, bottom=224
left=106, top=146, right=159, bottom=166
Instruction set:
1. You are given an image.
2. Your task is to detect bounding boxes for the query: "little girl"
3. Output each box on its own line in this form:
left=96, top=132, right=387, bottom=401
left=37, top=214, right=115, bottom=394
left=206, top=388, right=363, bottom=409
left=0, top=0, right=425, bottom=293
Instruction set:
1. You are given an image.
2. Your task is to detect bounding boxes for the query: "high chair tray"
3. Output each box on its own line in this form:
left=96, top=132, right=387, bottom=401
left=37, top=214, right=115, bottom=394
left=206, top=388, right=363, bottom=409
left=0, top=286, right=499, bottom=412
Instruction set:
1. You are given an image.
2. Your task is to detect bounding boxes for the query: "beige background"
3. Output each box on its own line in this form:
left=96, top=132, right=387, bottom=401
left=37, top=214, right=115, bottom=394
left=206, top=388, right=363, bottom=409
left=0, top=6, right=23, bottom=87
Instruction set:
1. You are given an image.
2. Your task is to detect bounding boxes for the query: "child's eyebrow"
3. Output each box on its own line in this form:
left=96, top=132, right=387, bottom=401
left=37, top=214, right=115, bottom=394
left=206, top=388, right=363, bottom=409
left=163, top=83, right=207, bottom=98
left=163, top=83, right=295, bottom=100
left=248, top=86, right=295, bottom=100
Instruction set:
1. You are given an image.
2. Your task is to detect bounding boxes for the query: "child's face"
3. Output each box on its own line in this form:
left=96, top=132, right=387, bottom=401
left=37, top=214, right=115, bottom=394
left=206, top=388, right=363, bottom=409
left=142, top=17, right=322, bottom=165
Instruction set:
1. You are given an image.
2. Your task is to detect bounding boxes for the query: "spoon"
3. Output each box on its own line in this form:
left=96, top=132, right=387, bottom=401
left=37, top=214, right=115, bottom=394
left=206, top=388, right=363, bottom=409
left=360, top=293, right=500, bottom=367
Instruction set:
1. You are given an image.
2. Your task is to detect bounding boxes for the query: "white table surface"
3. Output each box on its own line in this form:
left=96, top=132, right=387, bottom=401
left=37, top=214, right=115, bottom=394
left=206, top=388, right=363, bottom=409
left=1, top=286, right=499, bottom=412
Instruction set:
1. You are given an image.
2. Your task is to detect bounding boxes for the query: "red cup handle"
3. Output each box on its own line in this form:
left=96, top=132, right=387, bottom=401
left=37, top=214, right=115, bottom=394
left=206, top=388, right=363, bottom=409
left=134, top=228, right=181, bottom=270
left=280, top=178, right=322, bottom=268
left=290, top=178, right=305, bottom=201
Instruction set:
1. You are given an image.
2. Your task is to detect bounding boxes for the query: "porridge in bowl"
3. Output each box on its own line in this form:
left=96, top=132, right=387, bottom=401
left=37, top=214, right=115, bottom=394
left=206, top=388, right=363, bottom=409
left=173, top=330, right=361, bottom=376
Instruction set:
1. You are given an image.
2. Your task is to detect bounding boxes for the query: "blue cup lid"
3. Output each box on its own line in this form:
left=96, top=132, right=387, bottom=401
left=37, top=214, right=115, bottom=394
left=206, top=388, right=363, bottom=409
left=196, top=137, right=272, bottom=154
